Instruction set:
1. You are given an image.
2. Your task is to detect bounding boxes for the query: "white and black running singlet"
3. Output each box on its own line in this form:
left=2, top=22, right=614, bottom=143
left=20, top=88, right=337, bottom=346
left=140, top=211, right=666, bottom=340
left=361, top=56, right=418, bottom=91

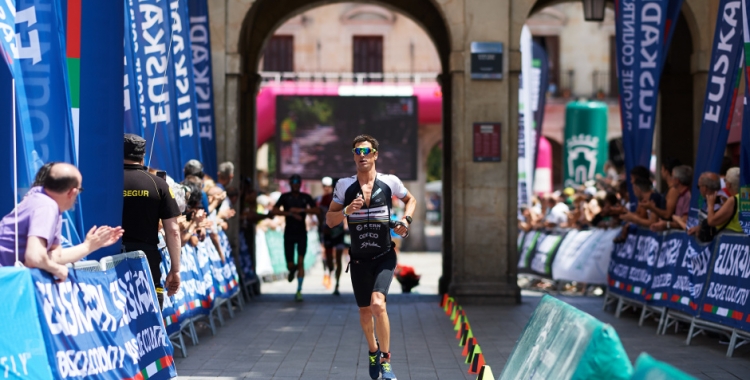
left=333, top=173, right=408, bottom=258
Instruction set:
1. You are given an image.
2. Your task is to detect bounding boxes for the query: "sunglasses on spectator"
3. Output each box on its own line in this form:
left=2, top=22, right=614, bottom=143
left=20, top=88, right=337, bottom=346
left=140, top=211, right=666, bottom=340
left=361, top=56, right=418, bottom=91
left=352, top=147, right=377, bottom=156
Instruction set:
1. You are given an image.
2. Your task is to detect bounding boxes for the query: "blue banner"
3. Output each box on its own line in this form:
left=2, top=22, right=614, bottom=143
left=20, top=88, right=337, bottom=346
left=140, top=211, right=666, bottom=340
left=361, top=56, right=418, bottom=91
left=159, top=242, right=212, bottom=335
left=0, top=267, right=54, bottom=379
left=15, top=0, right=83, bottom=247
left=608, top=233, right=638, bottom=298
left=0, top=0, right=16, bottom=71
left=78, top=0, right=124, bottom=259
left=687, top=0, right=744, bottom=229
left=219, top=230, right=241, bottom=297
left=739, top=0, right=750, bottom=234
left=32, top=256, right=176, bottom=379
left=168, top=0, right=202, bottom=172
left=646, top=232, right=685, bottom=307
left=615, top=0, right=669, bottom=206
left=189, top=0, right=218, bottom=177
left=238, top=233, right=255, bottom=282
left=673, top=237, right=715, bottom=315
left=607, top=229, right=660, bottom=302
left=699, top=233, right=750, bottom=331
left=127, top=0, right=181, bottom=179
left=124, top=1, right=142, bottom=136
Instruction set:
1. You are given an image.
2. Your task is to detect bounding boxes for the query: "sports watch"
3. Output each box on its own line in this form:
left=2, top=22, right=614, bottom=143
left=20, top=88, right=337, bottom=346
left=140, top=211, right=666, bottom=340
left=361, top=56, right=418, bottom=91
left=404, top=216, right=412, bottom=225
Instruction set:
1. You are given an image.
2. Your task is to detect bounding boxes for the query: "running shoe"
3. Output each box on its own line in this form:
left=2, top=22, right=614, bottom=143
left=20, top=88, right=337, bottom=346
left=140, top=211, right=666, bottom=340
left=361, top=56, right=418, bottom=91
left=368, top=348, right=381, bottom=379
left=323, top=274, right=331, bottom=289
left=295, top=291, right=303, bottom=302
left=333, top=287, right=340, bottom=296
left=380, top=361, right=397, bottom=379
left=287, top=268, right=296, bottom=283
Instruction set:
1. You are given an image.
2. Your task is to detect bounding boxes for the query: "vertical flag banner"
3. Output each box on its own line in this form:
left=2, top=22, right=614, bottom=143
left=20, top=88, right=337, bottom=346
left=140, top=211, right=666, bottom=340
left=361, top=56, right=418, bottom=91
left=66, top=0, right=81, bottom=156
left=0, top=0, right=16, bottom=69
left=687, top=0, right=744, bottom=229
left=518, top=25, right=534, bottom=210
left=531, top=41, right=549, bottom=176
left=127, top=0, right=182, bottom=179
left=615, top=0, right=669, bottom=208
left=189, top=0, right=218, bottom=177
left=78, top=0, right=125, bottom=259
left=124, top=1, right=142, bottom=136
left=168, top=0, right=202, bottom=170
left=16, top=0, right=83, bottom=247
left=739, top=0, right=750, bottom=234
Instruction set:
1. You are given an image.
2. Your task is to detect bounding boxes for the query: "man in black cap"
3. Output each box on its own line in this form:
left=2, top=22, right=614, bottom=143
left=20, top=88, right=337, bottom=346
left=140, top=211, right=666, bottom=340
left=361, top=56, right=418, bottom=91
left=272, top=174, right=319, bottom=301
left=122, top=134, right=182, bottom=307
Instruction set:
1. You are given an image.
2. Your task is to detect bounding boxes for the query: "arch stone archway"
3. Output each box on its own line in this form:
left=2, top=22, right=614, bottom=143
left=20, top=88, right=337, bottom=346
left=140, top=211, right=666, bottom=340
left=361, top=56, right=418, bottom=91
left=206, top=0, right=713, bottom=304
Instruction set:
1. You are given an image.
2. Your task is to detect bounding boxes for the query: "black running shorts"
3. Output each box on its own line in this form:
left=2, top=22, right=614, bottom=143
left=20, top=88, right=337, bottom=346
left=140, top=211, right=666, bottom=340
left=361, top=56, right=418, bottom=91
left=284, top=233, right=307, bottom=264
left=350, top=249, right=397, bottom=307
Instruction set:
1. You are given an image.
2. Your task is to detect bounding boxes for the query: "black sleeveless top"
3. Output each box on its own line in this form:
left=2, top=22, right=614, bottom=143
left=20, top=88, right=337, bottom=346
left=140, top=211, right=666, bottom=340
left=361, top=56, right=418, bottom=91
left=333, top=173, right=408, bottom=259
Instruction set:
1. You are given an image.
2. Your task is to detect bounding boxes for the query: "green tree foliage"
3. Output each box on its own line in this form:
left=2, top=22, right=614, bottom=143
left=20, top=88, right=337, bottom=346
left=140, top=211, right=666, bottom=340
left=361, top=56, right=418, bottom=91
left=427, top=142, right=442, bottom=182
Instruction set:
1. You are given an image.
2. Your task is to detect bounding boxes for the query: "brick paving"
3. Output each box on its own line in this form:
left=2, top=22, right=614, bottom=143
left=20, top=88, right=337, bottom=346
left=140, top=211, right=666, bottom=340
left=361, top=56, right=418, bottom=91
left=174, top=252, right=750, bottom=379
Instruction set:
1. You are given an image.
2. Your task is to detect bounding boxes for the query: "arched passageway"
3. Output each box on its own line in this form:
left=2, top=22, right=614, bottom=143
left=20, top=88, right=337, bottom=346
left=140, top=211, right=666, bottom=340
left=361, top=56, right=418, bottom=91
left=236, top=0, right=455, bottom=293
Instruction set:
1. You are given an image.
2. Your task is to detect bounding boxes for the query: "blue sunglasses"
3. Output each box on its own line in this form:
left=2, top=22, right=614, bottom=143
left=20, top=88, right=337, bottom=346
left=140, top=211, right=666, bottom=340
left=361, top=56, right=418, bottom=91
left=352, top=147, right=377, bottom=155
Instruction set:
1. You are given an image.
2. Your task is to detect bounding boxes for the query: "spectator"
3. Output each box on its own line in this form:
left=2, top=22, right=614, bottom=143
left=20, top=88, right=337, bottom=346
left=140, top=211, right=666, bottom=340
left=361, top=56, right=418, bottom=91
left=216, top=162, right=234, bottom=191
left=706, top=167, right=742, bottom=233
left=0, top=163, right=122, bottom=280
left=687, top=172, right=723, bottom=237
left=543, top=193, right=569, bottom=228
left=614, top=177, right=663, bottom=242
left=591, top=192, right=620, bottom=228
left=518, top=204, right=539, bottom=232
left=651, top=165, right=692, bottom=232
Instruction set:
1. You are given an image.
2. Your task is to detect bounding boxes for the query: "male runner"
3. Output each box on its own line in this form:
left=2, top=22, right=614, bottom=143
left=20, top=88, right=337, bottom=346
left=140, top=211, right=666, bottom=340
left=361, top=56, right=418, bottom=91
left=326, top=135, right=416, bottom=380
left=272, top=174, right=320, bottom=302
left=318, top=176, right=348, bottom=295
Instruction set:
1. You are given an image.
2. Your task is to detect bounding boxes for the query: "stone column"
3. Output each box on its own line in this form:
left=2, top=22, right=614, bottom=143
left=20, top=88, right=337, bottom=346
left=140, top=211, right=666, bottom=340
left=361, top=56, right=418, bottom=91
left=447, top=0, right=520, bottom=304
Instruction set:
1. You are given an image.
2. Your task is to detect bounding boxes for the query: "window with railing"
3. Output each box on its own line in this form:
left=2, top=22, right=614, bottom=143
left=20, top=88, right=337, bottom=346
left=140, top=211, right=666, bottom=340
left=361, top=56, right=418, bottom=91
left=353, top=36, right=383, bottom=81
left=263, top=35, right=294, bottom=72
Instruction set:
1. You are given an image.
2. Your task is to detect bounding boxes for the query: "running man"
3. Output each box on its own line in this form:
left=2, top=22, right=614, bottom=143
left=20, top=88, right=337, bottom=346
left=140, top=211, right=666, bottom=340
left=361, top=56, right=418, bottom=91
left=272, top=174, right=320, bottom=302
left=318, top=176, right=348, bottom=295
left=326, top=135, right=416, bottom=380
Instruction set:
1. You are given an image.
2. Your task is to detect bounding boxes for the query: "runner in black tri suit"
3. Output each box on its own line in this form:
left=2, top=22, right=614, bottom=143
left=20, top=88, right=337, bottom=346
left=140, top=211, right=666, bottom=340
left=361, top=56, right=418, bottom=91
left=326, top=135, right=416, bottom=380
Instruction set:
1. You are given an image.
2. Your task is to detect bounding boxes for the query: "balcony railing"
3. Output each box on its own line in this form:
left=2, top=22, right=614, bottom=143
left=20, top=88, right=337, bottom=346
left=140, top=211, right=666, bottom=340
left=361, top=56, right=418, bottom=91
left=259, top=71, right=440, bottom=85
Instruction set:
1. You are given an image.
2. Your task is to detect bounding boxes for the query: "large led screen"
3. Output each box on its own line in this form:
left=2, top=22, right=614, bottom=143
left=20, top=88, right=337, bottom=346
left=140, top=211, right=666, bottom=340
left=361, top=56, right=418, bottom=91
left=276, top=96, right=418, bottom=180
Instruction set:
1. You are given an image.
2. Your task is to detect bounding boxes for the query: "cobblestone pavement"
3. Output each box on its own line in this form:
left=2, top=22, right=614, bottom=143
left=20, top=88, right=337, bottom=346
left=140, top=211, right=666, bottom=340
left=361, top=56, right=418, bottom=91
left=174, top=252, right=750, bottom=379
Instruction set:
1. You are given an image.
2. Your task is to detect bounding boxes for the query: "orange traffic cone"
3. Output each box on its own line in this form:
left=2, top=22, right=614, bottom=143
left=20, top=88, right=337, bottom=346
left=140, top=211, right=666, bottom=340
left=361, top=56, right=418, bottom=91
left=445, top=299, right=453, bottom=315
left=467, top=344, right=482, bottom=364
left=456, top=322, right=466, bottom=339
left=462, top=337, right=476, bottom=357
left=452, top=306, right=463, bottom=323
left=460, top=327, right=473, bottom=347
left=469, top=353, right=485, bottom=374
left=440, top=294, right=448, bottom=308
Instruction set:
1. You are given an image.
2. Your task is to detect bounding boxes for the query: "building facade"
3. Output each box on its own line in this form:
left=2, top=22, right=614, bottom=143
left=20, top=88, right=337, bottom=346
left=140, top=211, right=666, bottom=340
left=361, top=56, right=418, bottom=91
left=206, top=0, right=719, bottom=303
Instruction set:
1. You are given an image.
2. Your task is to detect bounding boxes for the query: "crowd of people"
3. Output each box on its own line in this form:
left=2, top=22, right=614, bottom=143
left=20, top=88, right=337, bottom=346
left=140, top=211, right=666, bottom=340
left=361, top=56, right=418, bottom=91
left=519, top=157, right=744, bottom=246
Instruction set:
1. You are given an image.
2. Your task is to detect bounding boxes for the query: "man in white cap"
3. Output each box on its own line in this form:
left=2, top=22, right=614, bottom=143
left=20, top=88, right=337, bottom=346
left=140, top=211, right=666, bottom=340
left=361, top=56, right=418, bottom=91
left=317, top=176, right=347, bottom=295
